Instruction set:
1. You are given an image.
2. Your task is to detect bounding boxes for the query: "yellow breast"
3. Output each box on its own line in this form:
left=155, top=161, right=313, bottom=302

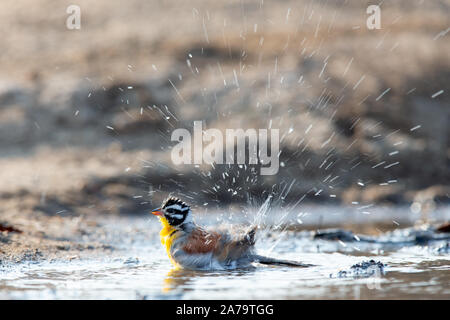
left=158, top=217, right=181, bottom=268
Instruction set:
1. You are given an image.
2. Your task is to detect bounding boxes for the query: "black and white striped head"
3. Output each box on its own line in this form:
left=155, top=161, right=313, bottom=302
left=152, top=197, right=192, bottom=226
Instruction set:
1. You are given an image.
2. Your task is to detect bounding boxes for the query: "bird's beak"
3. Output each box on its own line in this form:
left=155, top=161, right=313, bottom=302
left=151, top=208, right=163, bottom=216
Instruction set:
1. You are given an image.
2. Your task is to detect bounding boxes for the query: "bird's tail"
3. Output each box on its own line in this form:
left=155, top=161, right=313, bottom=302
left=243, top=226, right=257, bottom=245
left=251, top=255, right=313, bottom=267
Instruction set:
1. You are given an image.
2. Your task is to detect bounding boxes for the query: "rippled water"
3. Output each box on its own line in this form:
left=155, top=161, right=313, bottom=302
left=1, top=206, right=449, bottom=299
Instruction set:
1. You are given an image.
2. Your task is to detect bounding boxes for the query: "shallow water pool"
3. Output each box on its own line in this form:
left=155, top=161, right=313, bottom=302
left=1, top=206, right=449, bottom=299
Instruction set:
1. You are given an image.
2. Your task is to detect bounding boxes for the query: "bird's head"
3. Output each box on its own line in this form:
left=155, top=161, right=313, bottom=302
left=151, top=197, right=193, bottom=227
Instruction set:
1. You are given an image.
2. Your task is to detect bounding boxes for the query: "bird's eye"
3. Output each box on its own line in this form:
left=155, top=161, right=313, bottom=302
left=166, top=209, right=175, bottom=214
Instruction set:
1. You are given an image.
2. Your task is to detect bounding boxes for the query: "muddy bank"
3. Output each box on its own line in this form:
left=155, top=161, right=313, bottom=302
left=0, top=213, right=114, bottom=264
left=0, top=1, right=448, bottom=214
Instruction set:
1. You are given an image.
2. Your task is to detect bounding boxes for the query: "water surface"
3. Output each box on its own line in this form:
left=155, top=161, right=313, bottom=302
left=1, top=206, right=449, bottom=299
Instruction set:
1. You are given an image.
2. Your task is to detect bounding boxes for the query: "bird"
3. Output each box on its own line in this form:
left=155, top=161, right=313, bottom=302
left=151, top=196, right=312, bottom=270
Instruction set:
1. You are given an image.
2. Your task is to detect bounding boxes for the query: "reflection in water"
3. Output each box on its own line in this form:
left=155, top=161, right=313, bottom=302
left=163, top=269, right=196, bottom=293
left=162, top=268, right=255, bottom=294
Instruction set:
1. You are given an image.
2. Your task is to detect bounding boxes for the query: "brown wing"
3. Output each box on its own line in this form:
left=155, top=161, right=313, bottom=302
left=214, top=226, right=257, bottom=262
left=182, top=228, right=222, bottom=254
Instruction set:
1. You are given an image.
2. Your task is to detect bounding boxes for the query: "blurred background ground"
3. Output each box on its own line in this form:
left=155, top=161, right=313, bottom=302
left=0, top=0, right=449, bottom=261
